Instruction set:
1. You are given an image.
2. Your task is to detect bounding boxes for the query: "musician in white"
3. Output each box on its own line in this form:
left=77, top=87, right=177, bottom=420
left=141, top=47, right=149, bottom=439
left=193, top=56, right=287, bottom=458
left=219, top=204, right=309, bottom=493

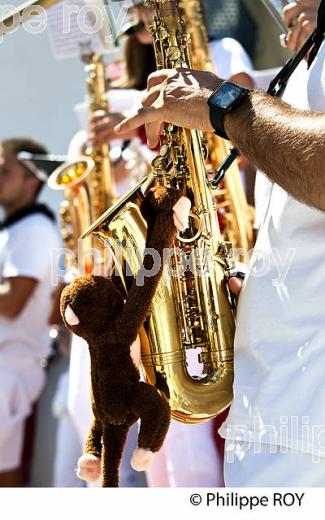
left=0, top=138, right=59, bottom=487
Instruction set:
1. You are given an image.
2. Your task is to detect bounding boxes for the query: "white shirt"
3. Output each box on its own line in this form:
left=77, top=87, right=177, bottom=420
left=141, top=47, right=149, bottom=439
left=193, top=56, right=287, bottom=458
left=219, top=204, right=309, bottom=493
left=210, top=38, right=253, bottom=80
left=254, top=60, right=310, bottom=230
left=219, top=42, right=325, bottom=458
left=0, top=213, right=60, bottom=366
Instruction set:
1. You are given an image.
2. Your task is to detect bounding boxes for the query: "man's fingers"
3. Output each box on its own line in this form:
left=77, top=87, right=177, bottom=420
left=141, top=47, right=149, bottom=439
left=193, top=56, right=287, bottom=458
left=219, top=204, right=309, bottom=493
left=90, top=120, right=110, bottom=132
left=283, top=2, right=301, bottom=27
left=285, top=9, right=316, bottom=51
left=90, top=113, right=107, bottom=123
left=300, top=19, right=316, bottom=44
left=145, top=121, right=163, bottom=149
left=283, top=0, right=318, bottom=27
left=283, top=0, right=319, bottom=28
left=89, top=131, right=115, bottom=145
left=228, top=276, right=243, bottom=297
left=89, top=123, right=114, bottom=138
left=115, top=106, right=164, bottom=135
left=89, top=119, right=112, bottom=136
left=142, top=85, right=163, bottom=108
left=147, top=69, right=174, bottom=89
left=286, top=23, right=304, bottom=52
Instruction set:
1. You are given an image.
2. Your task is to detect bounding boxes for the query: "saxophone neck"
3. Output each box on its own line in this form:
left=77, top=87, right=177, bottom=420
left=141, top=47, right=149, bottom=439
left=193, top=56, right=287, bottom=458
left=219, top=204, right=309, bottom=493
left=84, top=53, right=116, bottom=205
left=86, top=53, right=109, bottom=113
left=180, top=0, right=214, bottom=72
left=150, top=0, right=192, bottom=69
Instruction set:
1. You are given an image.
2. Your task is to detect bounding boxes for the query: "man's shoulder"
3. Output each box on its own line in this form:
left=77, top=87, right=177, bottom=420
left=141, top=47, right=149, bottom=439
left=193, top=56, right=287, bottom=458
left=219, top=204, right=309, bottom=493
left=9, top=213, right=59, bottom=247
left=11, top=212, right=56, bottom=232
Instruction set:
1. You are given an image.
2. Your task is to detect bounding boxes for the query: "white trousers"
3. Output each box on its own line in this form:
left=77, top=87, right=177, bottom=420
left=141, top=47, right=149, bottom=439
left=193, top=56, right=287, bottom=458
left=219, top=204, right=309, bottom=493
left=147, top=420, right=224, bottom=487
left=0, top=361, right=44, bottom=472
left=224, top=440, right=325, bottom=487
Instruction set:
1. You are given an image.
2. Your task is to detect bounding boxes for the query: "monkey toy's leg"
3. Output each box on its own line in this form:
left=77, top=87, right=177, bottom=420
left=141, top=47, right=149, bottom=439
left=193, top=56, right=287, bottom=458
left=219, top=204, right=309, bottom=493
left=84, top=417, right=103, bottom=457
left=128, top=382, right=171, bottom=472
left=77, top=417, right=102, bottom=483
left=102, top=423, right=130, bottom=487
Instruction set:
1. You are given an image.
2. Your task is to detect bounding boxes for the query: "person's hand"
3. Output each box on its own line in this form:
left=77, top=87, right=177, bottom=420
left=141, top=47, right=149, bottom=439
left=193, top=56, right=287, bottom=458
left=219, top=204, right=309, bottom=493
left=89, top=110, right=137, bottom=146
left=228, top=276, right=244, bottom=298
left=282, top=0, right=319, bottom=52
left=115, top=68, right=222, bottom=149
left=228, top=275, right=244, bottom=319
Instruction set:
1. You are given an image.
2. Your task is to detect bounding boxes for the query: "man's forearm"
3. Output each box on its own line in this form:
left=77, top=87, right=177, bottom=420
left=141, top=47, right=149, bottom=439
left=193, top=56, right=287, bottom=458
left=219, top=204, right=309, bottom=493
left=0, top=277, right=38, bottom=319
left=115, top=68, right=325, bottom=210
left=225, top=91, right=325, bottom=211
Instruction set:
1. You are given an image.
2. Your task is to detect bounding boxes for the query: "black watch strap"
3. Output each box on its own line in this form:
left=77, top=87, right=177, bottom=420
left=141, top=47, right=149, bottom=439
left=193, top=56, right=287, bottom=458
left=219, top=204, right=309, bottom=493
left=208, top=82, right=250, bottom=141
left=209, top=105, right=229, bottom=140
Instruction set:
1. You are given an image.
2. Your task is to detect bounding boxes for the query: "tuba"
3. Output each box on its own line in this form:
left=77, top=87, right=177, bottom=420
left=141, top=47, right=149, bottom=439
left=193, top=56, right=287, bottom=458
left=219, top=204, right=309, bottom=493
left=180, top=0, right=255, bottom=251
left=83, top=0, right=235, bottom=423
left=48, top=51, right=116, bottom=273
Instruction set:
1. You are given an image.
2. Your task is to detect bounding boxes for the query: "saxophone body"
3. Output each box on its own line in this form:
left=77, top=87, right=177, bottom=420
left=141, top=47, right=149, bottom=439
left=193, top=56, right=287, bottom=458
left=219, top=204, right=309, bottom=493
left=83, top=0, right=235, bottom=423
left=180, top=0, right=254, bottom=251
left=48, top=53, right=116, bottom=273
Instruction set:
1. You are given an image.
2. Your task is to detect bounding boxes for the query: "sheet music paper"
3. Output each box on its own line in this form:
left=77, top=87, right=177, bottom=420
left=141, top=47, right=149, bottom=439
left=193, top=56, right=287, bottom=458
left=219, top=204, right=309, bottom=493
left=47, top=0, right=127, bottom=60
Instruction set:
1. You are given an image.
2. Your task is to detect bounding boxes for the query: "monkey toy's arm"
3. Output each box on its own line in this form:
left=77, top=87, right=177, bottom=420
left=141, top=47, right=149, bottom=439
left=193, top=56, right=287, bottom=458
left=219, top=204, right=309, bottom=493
left=112, top=186, right=190, bottom=345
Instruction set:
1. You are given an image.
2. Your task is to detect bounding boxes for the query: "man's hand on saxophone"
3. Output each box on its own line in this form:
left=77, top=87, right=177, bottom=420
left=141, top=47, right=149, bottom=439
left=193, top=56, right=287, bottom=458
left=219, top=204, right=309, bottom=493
left=115, top=66, right=325, bottom=211
left=115, top=68, right=222, bottom=148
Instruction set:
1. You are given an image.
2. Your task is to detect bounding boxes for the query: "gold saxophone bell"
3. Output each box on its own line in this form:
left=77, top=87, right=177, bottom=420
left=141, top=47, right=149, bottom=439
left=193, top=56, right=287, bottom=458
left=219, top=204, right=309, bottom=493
left=48, top=157, right=100, bottom=275
left=48, top=157, right=95, bottom=191
left=82, top=0, right=235, bottom=424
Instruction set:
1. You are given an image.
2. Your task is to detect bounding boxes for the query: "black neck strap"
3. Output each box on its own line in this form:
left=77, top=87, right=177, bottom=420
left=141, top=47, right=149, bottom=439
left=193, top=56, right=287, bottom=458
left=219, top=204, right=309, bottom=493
left=268, top=30, right=317, bottom=98
left=0, top=203, right=56, bottom=231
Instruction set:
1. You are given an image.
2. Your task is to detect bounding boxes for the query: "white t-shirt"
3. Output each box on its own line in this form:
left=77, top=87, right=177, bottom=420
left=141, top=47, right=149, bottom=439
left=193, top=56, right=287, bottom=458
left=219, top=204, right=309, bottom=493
left=210, top=38, right=253, bottom=80
left=0, top=213, right=60, bottom=366
left=219, top=42, right=325, bottom=458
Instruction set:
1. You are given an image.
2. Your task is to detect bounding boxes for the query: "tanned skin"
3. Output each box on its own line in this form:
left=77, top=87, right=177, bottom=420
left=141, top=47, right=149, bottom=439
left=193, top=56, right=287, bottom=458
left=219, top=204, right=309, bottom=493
left=115, top=67, right=325, bottom=211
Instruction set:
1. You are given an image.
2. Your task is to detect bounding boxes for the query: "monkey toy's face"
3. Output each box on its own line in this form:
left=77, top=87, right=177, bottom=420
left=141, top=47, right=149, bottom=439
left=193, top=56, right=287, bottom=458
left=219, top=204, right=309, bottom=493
left=60, top=275, right=124, bottom=339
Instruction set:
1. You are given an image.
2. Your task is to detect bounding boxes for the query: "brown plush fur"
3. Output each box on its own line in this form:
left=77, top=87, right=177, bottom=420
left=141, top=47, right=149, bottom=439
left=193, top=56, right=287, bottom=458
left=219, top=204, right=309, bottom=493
left=60, top=186, right=183, bottom=487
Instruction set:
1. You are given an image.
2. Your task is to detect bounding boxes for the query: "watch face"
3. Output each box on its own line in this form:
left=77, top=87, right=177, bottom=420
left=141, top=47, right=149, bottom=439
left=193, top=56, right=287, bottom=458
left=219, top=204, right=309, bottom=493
left=210, top=83, right=243, bottom=110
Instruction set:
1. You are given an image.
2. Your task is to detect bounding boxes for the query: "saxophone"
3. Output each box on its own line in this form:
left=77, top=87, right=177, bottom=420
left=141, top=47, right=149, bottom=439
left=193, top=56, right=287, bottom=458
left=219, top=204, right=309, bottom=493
left=180, top=0, right=254, bottom=251
left=82, top=0, right=235, bottom=423
left=48, top=52, right=116, bottom=274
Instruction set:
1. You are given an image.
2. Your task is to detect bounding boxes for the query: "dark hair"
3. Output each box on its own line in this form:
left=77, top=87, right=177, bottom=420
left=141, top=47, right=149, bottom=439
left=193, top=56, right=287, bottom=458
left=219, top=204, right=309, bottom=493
left=1, top=137, right=48, bottom=198
left=118, top=35, right=156, bottom=91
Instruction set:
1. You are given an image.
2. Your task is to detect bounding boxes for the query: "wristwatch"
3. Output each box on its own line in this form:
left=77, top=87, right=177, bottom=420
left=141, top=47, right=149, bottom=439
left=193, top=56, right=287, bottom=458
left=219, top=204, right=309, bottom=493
left=207, top=81, right=251, bottom=140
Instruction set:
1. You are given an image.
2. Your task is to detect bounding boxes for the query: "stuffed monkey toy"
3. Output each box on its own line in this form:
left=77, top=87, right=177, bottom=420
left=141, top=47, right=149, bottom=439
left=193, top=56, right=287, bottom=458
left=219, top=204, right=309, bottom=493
left=60, top=185, right=191, bottom=487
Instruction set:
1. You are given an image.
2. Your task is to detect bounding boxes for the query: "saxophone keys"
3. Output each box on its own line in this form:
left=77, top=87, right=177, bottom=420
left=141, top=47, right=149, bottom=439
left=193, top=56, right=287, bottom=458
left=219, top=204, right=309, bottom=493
left=166, top=46, right=182, bottom=62
left=177, top=212, right=201, bottom=244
